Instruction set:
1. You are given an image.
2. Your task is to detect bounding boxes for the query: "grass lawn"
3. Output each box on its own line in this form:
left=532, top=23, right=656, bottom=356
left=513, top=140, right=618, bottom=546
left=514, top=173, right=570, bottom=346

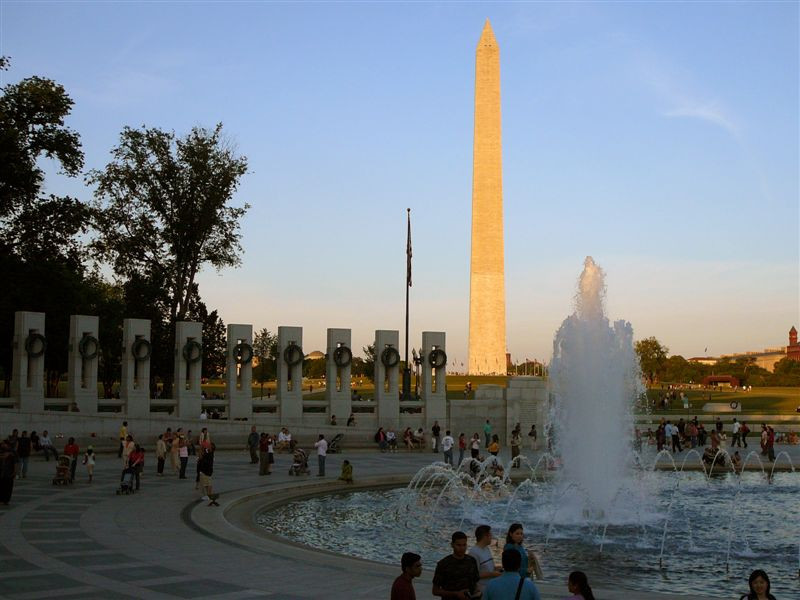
left=644, top=386, right=800, bottom=415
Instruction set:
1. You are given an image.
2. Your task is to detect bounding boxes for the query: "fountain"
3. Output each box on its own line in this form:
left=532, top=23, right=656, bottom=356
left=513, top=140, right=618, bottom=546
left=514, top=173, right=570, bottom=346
left=256, top=258, right=800, bottom=597
left=548, top=256, right=642, bottom=518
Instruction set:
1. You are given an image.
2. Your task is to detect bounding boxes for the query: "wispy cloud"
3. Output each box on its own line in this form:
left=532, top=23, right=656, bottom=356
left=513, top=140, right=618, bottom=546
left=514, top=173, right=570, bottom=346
left=638, top=58, right=741, bottom=138
left=662, top=101, right=739, bottom=137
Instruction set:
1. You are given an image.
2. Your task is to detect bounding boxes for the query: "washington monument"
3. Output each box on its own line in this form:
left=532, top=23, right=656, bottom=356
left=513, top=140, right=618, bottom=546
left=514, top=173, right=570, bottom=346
left=468, top=20, right=507, bottom=376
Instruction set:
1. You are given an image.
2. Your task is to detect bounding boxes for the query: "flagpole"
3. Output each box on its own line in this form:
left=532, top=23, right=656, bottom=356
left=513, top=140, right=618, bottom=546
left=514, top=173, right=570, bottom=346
left=402, top=208, right=412, bottom=402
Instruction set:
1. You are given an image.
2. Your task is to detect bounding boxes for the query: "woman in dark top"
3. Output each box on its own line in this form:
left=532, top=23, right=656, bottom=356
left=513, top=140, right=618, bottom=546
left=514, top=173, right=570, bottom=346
left=739, top=569, right=776, bottom=600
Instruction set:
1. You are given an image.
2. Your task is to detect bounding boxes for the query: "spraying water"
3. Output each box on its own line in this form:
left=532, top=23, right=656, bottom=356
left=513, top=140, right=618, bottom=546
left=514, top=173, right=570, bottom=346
left=549, top=257, right=642, bottom=517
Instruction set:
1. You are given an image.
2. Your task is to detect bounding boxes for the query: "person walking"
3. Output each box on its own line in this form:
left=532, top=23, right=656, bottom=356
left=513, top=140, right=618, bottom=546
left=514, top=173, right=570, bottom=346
left=483, top=419, right=492, bottom=448
left=432, top=421, right=441, bottom=453
left=178, top=436, right=189, bottom=479
left=457, top=433, right=466, bottom=466
left=391, top=552, right=422, bottom=600
left=760, top=424, right=768, bottom=455
left=117, top=421, right=128, bottom=458
left=198, top=443, right=216, bottom=503
left=488, top=435, right=500, bottom=457
left=528, top=424, right=537, bottom=451
left=565, top=571, right=595, bottom=600
left=0, top=441, right=16, bottom=505
left=156, top=434, right=167, bottom=476
left=441, top=431, right=454, bottom=466
left=64, top=437, right=79, bottom=483
left=741, top=422, right=750, bottom=448
left=432, top=531, right=480, bottom=599
left=258, top=433, right=269, bottom=476
left=16, top=431, right=31, bottom=479
left=731, top=419, right=742, bottom=448
left=82, top=447, right=96, bottom=483
left=766, top=427, right=776, bottom=462
left=121, top=435, right=135, bottom=468
left=504, top=523, right=531, bottom=579
left=470, top=433, right=481, bottom=460
left=468, top=525, right=502, bottom=596
left=314, top=434, right=327, bottom=476
left=510, top=428, right=522, bottom=468
left=247, top=426, right=259, bottom=464
left=485, top=549, right=541, bottom=600
left=129, top=444, right=144, bottom=490
left=267, top=432, right=275, bottom=474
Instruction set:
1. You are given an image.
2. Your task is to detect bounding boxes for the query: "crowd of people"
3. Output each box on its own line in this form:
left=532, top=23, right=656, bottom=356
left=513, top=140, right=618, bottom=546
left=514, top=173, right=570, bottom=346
left=645, top=416, right=791, bottom=465
left=0, top=420, right=787, bottom=598
left=391, top=523, right=595, bottom=599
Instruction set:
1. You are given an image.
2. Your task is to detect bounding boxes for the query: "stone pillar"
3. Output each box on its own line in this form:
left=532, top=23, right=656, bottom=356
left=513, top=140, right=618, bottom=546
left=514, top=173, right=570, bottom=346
left=121, top=318, right=151, bottom=418
left=277, top=326, right=303, bottom=424
left=325, top=328, right=352, bottom=423
left=226, top=324, right=253, bottom=420
left=174, top=321, right=203, bottom=418
left=67, top=315, right=100, bottom=413
left=11, top=311, right=46, bottom=412
left=421, top=331, right=447, bottom=428
left=375, top=330, right=400, bottom=428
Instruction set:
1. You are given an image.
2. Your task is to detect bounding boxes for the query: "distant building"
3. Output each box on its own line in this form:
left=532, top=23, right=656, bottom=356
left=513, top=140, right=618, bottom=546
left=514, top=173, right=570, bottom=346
left=305, top=350, right=325, bottom=361
left=688, top=326, right=798, bottom=372
left=788, top=326, right=800, bottom=362
left=701, top=375, right=740, bottom=388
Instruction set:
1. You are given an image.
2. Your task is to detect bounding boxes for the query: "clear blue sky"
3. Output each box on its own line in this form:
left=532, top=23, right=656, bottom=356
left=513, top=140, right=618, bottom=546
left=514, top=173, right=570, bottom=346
left=3, top=1, right=798, bottom=367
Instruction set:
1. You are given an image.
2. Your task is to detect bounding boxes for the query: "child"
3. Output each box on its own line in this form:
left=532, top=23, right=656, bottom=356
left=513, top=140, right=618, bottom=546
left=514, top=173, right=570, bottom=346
left=82, top=446, right=95, bottom=483
left=338, top=459, right=353, bottom=483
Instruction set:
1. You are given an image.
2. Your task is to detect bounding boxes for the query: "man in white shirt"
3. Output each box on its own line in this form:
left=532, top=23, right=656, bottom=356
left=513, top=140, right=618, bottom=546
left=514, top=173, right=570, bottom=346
left=468, top=525, right=501, bottom=596
left=731, top=419, right=742, bottom=448
left=441, top=430, right=455, bottom=466
left=314, top=434, right=327, bottom=476
left=39, top=430, right=57, bottom=461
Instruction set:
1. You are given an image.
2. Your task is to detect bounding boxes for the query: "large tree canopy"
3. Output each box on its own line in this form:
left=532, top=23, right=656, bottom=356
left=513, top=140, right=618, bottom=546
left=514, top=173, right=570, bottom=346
left=0, top=58, right=83, bottom=220
left=88, top=124, right=249, bottom=325
left=0, top=58, right=89, bottom=393
left=634, top=336, right=669, bottom=384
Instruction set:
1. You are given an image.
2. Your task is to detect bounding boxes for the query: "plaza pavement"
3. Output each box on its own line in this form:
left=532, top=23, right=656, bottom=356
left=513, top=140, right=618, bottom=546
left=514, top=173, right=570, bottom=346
left=1, top=443, right=798, bottom=600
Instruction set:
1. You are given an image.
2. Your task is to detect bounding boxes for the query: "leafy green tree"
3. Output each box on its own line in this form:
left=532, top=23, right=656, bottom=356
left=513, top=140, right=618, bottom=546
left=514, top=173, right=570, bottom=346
left=0, top=58, right=83, bottom=222
left=253, top=328, right=277, bottom=396
left=185, top=290, right=226, bottom=380
left=0, top=58, right=89, bottom=395
left=89, top=124, right=249, bottom=327
left=360, top=344, right=376, bottom=382
left=89, top=124, right=249, bottom=395
left=635, top=337, right=669, bottom=384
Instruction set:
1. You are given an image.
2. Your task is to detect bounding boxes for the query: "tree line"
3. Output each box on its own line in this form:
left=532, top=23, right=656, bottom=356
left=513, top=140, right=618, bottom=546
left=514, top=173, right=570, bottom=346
left=0, top=57, right=247, bottom=397
left=634, top=337, right=800, bottom=387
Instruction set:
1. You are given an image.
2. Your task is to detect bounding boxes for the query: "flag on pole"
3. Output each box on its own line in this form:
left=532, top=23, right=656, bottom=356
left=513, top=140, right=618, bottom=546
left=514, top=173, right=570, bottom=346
left=406, top=208, right=412, bottom=287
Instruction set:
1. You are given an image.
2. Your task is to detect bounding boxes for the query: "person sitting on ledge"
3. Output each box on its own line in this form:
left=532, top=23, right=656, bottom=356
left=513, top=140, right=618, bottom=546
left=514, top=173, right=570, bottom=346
left=413, top=428, right=425, bottom=450
left=330, top=414, right=337, bottom=426
left=347, top=413, right=357, bottom=426
left=276, top=428, right=294, bottom=452
left=338, top=459, right=353, bottom=484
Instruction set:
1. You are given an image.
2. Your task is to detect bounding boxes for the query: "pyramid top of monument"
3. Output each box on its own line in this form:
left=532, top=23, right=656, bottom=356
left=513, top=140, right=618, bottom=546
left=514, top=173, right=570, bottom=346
left=478, top=19, right=497, bottom=49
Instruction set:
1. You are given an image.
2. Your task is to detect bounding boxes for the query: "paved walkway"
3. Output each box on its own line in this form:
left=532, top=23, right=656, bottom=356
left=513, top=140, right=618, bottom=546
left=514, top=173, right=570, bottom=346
left=1, top=443, right=797, bottom=600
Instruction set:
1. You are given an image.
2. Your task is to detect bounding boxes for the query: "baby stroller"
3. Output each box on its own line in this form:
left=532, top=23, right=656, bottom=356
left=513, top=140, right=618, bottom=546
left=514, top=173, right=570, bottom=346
left=288, top=448, right=309, bottom=476
left=52, top=455, right=72, bottom=486
left=117, top=466, right=136, bottom=494
left=328, top=433, right=344, bottom=454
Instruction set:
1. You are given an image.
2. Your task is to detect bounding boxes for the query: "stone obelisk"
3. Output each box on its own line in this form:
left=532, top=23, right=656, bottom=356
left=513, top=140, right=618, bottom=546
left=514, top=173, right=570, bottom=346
left=468, top=19, right=506, bottom=376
